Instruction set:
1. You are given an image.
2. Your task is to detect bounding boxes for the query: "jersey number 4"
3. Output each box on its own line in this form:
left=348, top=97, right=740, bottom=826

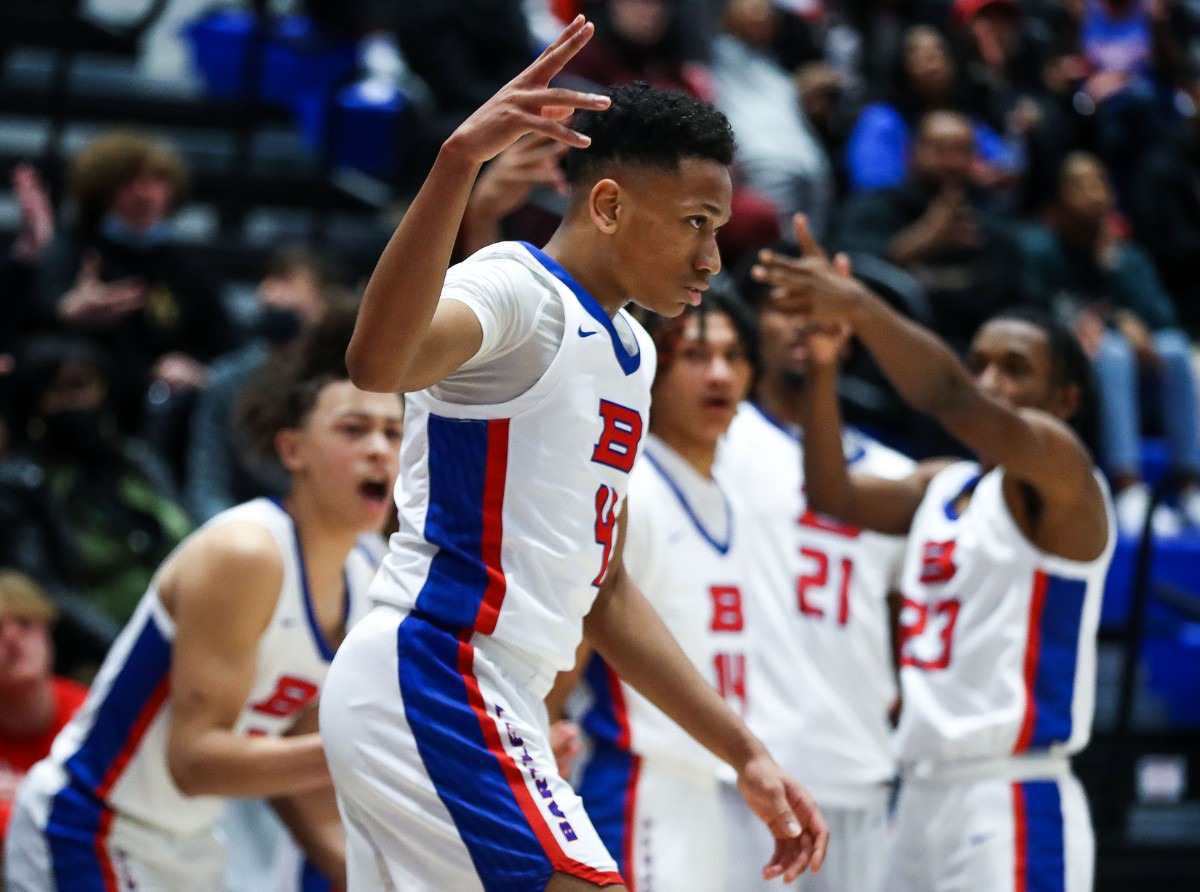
left=591, top=485, right=619, bottom=586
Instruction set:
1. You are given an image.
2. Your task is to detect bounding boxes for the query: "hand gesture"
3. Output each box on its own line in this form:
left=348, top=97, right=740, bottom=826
left=923, top=185, right=982, bottom=252
left=57, top=252, right=146, bottom=327
left=443, top=17, right=611, bottom=168
left=753, top=214, right=872, bottom=329
left=468, top=134, right=569, bottom=224
left=736, top=750, right=829, bottom=882
left=11, top=163, right=54, bottom=262
left=548, top=718, right=583, bottom=779
left=1114, top=309, right=1160, bottom=371
left=151, top=352, right=208, bottom=392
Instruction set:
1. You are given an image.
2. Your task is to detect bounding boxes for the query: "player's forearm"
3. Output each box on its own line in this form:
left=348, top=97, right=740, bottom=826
left=347, top=143, right=481, bottom=392
left=271, top=789, right=346, bottom=888
left=167, top=729, right=331, bottom=799
left=800, top=361, right=857, bottom=521
left=585, top=571, right=763, bottom=770
left=849, top=290, right=976, bottom=423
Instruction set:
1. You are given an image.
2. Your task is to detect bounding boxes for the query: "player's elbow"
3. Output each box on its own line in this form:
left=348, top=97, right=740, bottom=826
left=345, top=344, right=403, bottom=394
left=804, top=485, right=841, bottom=517
left=167, top=740, right=214, bottom=797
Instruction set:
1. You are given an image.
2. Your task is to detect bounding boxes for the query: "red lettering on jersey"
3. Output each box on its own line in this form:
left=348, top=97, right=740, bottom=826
left=714, top=652, right=747, bottom=714
left=591, top=485, right=619, bottom=586
left=797, top=547, right=828, bottom=618
left=709, top=585, right=744, bottom=632
left=898, top=597, right=961, bottom=670
left=797, top=548, right=855, bottom=626
left=798, top=508, right=862, bottom=539
left=250, top=675, right=319, bottom=718
left=591, top=400, right=643, bottom=473
left=919, top=540, right=958, bottom=584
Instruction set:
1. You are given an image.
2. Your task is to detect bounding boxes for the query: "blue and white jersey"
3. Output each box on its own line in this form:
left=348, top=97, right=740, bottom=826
left=893, top=462, right=1116, bottom=766
left=581, top=434, right=749, bottom=776
left=29, top=498, right=383, bottom=839
left=717, top=402, right=914, bottom=809
left=368, top=241, right=656, bottom=687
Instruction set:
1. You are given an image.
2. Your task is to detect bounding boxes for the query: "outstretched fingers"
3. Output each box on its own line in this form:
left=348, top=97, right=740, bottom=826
left=524, top=16, right=596, bottom=86
left=792, top=213, right=828, bottom=262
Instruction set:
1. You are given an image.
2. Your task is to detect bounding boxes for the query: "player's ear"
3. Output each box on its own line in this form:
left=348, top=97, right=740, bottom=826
left=275, top=428, right=305, bottom=473
left=1055, top=381, right=1082, bottom=424
left=588, top=178, right=621, bottom=234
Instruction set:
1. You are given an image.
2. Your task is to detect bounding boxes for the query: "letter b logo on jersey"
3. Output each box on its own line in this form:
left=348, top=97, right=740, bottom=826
left=919, top=540, right=958, bottom=584
left=591, top=400, right=643, bottom=473
left=250, top=675, right=319, bottom=718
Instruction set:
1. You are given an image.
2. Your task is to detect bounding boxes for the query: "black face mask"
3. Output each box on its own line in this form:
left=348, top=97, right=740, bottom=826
left=254, top=307, right=304, bottom=346
left=38, top=407, right=116, bottom=460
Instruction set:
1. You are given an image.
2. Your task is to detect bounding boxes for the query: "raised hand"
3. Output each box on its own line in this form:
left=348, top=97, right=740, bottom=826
left=57, top=251, right=146, bottom=327
left=461, top=134, right=570, bottom=254
left=753, top=214, right=872, bottom=328
left=11, top=163, right=54, bottom=262
left=443, top=16, right=611, bottom=168
left=736, top=750, right=829, bottom=883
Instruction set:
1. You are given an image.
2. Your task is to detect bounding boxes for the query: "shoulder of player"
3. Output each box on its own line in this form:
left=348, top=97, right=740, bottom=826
left=161, top=521, right=285, bottom=621
left=846, top=428, right=917, bottom=478
left=1007, top=407, right=1101, bottom=501
left=446, top=246, right=547, bottom=290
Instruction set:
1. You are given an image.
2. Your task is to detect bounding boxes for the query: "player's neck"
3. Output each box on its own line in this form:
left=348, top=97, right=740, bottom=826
left=541, top=231, right=626, bottom=317
left=754, top=376, right=805, bottom=429
left=654, top=428, right=717, bottom=479
left=281, top=493, right=360, bottom=598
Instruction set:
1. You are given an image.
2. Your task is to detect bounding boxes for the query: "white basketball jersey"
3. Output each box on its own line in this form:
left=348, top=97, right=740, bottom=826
left=368, top=242, right=656, bottom=685
left=893, top=462, right=1116, bottom=766
left=582, top=435, right=749, bottom=774
left=717, top=402, right=914, bottom=807
left=38, top=498, right=383, bottom=837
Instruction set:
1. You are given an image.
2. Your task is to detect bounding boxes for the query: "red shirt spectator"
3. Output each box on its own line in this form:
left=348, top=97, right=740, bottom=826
left=0, top=572, right=89, bottom=838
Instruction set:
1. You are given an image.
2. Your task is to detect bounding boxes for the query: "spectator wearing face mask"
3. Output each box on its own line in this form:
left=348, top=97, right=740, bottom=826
left=4, top=336, right=192, bottom=625
left=32, top=132, right=238, bottom=441
left=184, top=249, right=350, bottom=522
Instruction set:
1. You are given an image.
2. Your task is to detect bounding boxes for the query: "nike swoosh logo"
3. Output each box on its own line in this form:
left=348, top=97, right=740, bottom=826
left=578, top=327, right=598, bottom=338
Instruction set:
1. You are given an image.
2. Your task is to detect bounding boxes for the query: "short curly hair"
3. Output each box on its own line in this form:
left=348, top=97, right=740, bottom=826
left=234, top=304, right=403, bottom=461
left=69, top=131, right=190, bottom=232
left=564, top=83, right=736, bottom=184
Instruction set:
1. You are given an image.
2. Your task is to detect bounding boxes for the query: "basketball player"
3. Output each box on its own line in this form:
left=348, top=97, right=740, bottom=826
left=321, top=16, right=827, bottom=892
left=758, top=217, right=1114, bottom=891
left=717, top=241, right=914, bottom=892
left=3, top=313, right=404, bottom=891
left=545, top=291, right=758, bottom=891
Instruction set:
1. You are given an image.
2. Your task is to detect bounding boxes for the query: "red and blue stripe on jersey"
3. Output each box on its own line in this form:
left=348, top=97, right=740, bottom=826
left=578, top=654, right=640, bottom=885
left=413, top=414, right=510, bottom=634
left=1011, top=779, right=1067, bottom=892
left=397, top=615, right=623, bottom=889
left=46, top=614, right=171, bottom=890
left=1014, top=571, right=1088, bottom=753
